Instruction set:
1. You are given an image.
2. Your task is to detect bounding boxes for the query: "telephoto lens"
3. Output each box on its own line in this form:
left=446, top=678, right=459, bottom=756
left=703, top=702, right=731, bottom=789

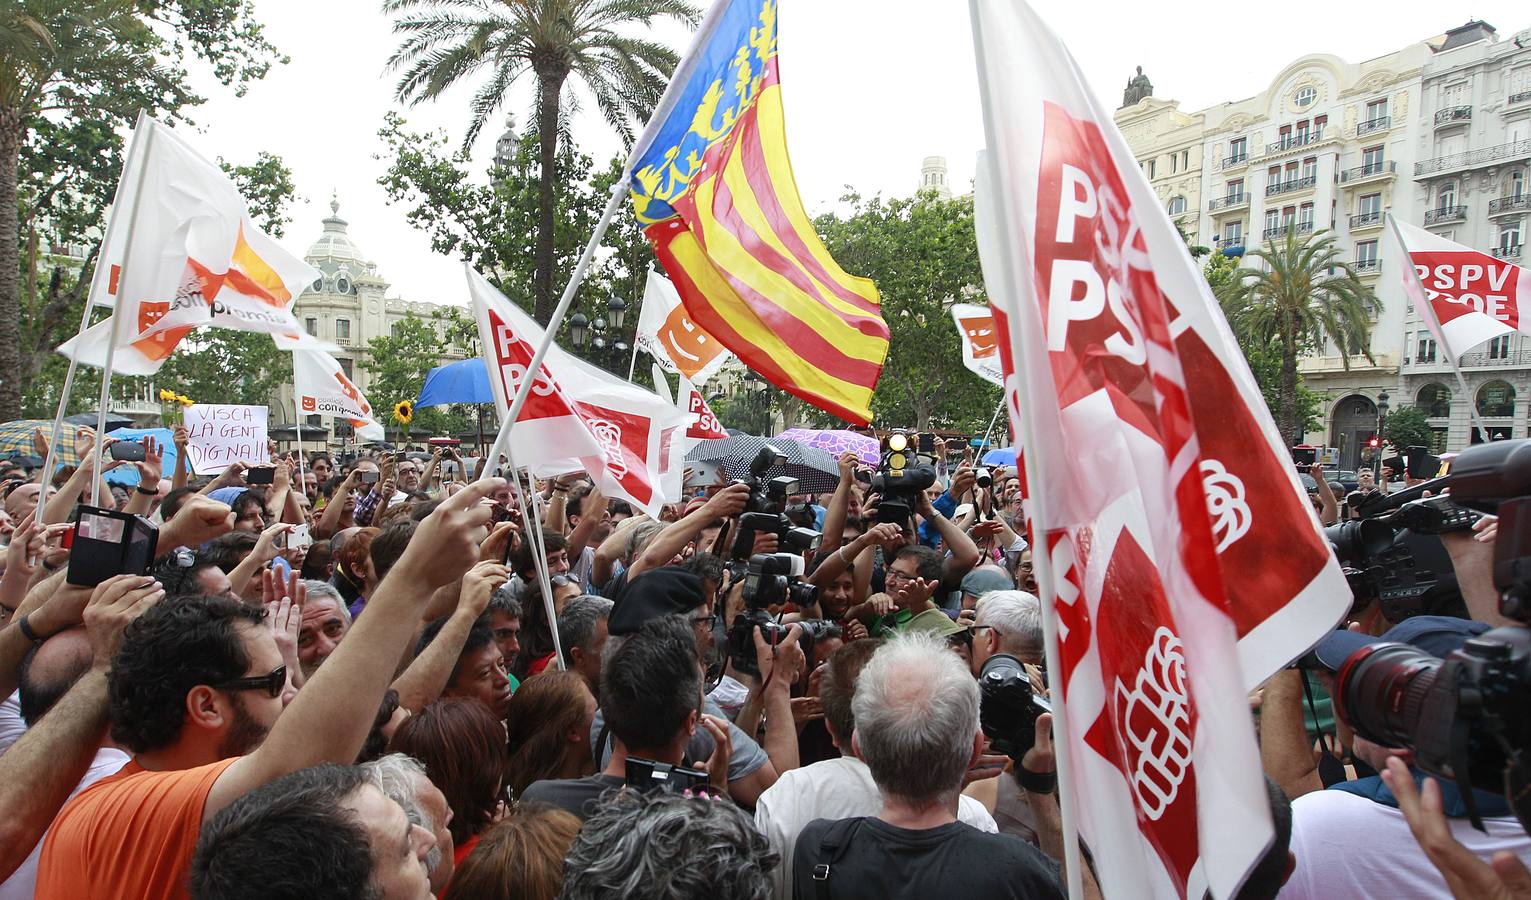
left=978, top=653, right=1044, bottom=760
left=1334, top=641, right=1443, bottom=750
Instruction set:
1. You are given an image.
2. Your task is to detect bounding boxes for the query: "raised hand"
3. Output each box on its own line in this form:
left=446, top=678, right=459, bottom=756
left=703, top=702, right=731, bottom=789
left=136, top=435, right=165, bottom=485
left=83, top=574, right=165, bottom=670
left=699, top=713, right=733, bottom=793
left=459, top=561, right=509, bottom=616
left=396, top=478, right=504, bottom=591
left=160, top=494, right=236, bottom=549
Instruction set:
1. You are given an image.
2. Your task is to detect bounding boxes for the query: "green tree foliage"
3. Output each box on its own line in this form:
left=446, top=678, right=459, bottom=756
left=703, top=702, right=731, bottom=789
left=384, top=0, right=698, bottom=324
left=360, top=312, right=471, bottom=438
left=1, top=0, right=283, bottom=419
left=813, top=191, right=1001, bottom=432
left=1383, top=406, right=1435, bottom=452
left=1216, top=230, right=1376, bottom=444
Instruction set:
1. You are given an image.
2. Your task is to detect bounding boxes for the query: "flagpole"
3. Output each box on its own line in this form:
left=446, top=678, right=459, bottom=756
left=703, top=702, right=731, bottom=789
left=979, top=397, right=1006, bottom=455
left=478, top=181, right=631, bottom=480
left=505, top=449, right=566, bottom=671
left=91, top=112, right=157, bottom=509
left=39, top=299, right=97, bottom=497
left=626, top=342, right=642, bottom=382
left=293, top=378, right=307, bottom=487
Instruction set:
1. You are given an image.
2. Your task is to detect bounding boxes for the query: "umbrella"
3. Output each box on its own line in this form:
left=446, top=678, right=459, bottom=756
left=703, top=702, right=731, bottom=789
left=686, top=433, right=841, bottom=494
left=416, top=358, right=494, bottom=408
left=64, top=411, right=134, bottom=431
left=0, top=420, right=95, bottom=468
left=982, top=446, right=1018, bottom=467
left=103, top=428, right=178, bottom=488
left=776, top=428, right=878, bottom=465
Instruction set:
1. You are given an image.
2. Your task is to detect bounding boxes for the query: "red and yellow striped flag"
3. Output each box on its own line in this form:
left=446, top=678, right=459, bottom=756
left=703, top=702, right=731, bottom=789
left=627, top=0, right=888, bottom=425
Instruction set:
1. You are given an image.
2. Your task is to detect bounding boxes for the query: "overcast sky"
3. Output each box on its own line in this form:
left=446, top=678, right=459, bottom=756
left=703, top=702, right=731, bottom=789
left=179, top=1, right=1530, bottom=308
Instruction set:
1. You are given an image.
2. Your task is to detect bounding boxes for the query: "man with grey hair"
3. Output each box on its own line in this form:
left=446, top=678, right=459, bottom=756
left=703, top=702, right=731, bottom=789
left=297, top=580, right=351, bottom=681
left=557, top=594, right=613, bottom=689
left=792, top=633, right=1062, bottom=899
left=361, top=753, right=454, bottom=895
left=970, top=589, right=1045, bottom=676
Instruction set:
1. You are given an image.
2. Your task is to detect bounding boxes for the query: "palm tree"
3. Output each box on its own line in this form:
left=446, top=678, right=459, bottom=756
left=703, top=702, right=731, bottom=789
left=385, top=0, right=700, bottom=324
left=1216, top=229, right=1377, bottom=444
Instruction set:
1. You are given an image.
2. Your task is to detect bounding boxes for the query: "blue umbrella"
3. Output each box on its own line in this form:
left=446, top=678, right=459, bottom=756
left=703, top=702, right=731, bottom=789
left=982, top=446, right=1017, bottom=467
left=104, top=427, right=177, bottom=488
left=415, top=358, right=494, bottom=408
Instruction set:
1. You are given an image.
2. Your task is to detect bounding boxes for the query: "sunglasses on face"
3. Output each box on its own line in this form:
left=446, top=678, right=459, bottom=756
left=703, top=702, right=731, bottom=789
left=215, top=665, right=287, bottom=699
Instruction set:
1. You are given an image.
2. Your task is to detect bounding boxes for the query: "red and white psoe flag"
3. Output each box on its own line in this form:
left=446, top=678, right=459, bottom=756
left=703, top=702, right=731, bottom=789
left=970, top=2, right=1349, bottom=897
left=1383, top=216, right=1530, bottom=363
left=467, top=268, right=692, bottom=519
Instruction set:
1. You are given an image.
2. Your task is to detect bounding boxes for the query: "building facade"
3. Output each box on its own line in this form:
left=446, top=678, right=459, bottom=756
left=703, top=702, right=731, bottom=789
left=1116, top=20, right=1531, bottom=469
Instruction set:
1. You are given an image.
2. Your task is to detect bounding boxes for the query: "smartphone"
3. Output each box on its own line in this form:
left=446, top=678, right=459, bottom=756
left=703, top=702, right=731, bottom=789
left=246, top=466, right=276, bottom=485
left=287, top=523, right=312, bottom=550
left=1405, top=445, right=1440, bottom=481
left=109, top=441, right=146, bottom=462
left=1290, top=446, right=1317, bottom=466
left=359, top=470, right=380, bottom=485
left=918, top=433, right=935, bottom=454
left=1382, top=455, right=1405, bottom=477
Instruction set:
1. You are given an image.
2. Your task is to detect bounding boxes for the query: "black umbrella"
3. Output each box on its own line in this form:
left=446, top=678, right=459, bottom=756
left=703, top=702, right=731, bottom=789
left=64, top=411, right=135, bottom=431
left=685, top=433, right=840, bottom=494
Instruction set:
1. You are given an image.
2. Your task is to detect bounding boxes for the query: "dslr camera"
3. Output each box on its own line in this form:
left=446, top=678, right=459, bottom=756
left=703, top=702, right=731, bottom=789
left=978, top=653, right=1051, bottom=760
left=1333, top=438, right=1531, bottom=831
left=727, top=445, right=821, bottom=562
left=869, top=431, right=937, bottom=529
left=725, top=552, right=821, bottom=677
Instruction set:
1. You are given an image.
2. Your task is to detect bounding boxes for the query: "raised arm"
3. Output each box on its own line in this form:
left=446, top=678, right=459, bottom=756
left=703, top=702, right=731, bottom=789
left=629, top=484, right=749, bottom=581
left=171, top=425, right=190, bottom=491
left=391, top=561, right=505, bottom=711
left=564, top=480, right=605, bottom=563
left=819, top=452, right=859, bottom=552
left=205, top=478, right=502, bottom=818
left=315, top=469, right=360, bottom=539
left=121, top=436, right=165, bottom=518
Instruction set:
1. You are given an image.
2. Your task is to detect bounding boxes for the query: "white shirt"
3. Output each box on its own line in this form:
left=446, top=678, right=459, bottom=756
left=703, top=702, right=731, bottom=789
left=1280, top=787, right=1531, bottom=900
left=754, top=755, right=998, bottom=900
left=0, top=692, right=24, bottom=755
left=0, top=746, right=130, bottom=900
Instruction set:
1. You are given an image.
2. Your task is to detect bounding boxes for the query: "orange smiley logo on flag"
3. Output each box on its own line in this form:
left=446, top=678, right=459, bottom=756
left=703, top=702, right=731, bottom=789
left=959, top=315, right=998, bottom=358
left=658, top=305, right=722, bottom=378
left=301, top=396, right=317, bottom=412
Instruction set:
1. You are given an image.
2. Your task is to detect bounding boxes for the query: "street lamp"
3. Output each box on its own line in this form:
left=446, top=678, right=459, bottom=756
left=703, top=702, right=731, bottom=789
left=608, top=295, right=629, bottom=330
left=569, top=312, right=590, bottom=348
left=1375, top=390, right=1390, bottom=475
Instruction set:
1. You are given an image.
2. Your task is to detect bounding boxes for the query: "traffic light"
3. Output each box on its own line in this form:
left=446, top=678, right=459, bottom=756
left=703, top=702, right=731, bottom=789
left=1367, top=435, right=1381, bottom=449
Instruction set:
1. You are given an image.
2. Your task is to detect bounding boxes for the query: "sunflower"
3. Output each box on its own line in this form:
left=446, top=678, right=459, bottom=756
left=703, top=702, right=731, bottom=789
left=158, top=388, right=176, bottom=402
left=393, top=400, right=414, bottom=425
left=176, top=394, right=195, bottom=407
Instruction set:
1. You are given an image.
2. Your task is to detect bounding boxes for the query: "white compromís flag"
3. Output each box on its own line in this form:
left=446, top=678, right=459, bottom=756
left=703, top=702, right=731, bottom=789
left=1382, top=215, right=1530, bottom=364
left=634, top=267, right=733, bottom=385
left=951, top=303, right=1005, bottom=386
left=468, top=268, right=693, bottom=518
left=292, top=349, right=381, bottom=430
left=57, top=114, right=330, bottom=375
left=970, top=2, right=1348, bottom=897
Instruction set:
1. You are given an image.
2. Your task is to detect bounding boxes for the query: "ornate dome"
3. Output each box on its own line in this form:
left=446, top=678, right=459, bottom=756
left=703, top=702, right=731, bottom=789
left=303, top=197, right=380, bottom=293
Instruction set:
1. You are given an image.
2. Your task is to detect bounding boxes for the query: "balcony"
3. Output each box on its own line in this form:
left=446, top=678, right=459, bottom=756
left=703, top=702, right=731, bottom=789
left=1208, top=193, right=1250, bottom=213
left=1266, top=174, right=1318, bottom=197
left=1512, top=90, right=1531, bottom=107
left=1220, top=152, right=1250, bottom=170
left=1349, top=211, right=1384, bottom=230
left=1424, top=205, right=1468, bottom=226
left=1440, top=347, right=1531, bottom=369
left=1340, top=161, right=1396, bottom=185
left=1263, top=220, right=1316, bottom=241
left=1356, top=116, right=1391, bottom=137
left=1351, top=257, right=1382, bottom=274
left=1493, top=244, right=1524, bottom=260
left=1489, top=195, right=1531, bottom=216
left=1434, top=106, right=1472, bottom=127
left=1415, top=139, right=1531, bottom=177
left=1265, top=128, right=1325, bottom=156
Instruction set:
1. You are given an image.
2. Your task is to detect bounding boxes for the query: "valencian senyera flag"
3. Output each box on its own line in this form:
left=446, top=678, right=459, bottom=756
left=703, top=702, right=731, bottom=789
left=626, top=0, right=889, bottom=425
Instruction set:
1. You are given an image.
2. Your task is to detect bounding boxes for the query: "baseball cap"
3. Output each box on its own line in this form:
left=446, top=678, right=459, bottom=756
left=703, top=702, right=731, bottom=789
left=1309, top=615, right=1491, bottom=671
left=961, top=567, right=1015, bottom=597
left=608, top=566, right=708, bottom=635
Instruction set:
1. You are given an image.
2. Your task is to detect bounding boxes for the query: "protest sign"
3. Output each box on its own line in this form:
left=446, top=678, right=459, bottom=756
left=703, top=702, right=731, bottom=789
left=184, top=404, right=268, bottom=475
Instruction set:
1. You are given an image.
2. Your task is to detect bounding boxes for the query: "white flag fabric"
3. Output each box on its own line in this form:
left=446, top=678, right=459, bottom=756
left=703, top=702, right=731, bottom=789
left=634, top=267, right=732, bottom=385
left=58, top=114, right=328, bottom=375
left=950, top=302, right=1006, bottom=386
left=1382, top=216, right=1529, bottom=364
left=970, top=2, right=1348, bottom=896
left=468, top=268, right=693, bottom=518
left=292, top=349, right=381, bottom=429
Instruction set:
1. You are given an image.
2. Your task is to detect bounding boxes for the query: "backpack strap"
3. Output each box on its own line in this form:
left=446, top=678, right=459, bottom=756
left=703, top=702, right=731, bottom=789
left=810, top=817, right=864, bottom=900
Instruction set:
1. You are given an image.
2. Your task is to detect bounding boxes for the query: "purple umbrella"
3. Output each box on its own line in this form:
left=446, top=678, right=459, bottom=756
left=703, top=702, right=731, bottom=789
left=776, top=428, right=878, bottom=465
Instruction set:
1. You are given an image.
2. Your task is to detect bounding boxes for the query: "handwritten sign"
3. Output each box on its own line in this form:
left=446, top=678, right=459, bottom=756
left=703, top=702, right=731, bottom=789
left=184, top=404, right=268, bottom=475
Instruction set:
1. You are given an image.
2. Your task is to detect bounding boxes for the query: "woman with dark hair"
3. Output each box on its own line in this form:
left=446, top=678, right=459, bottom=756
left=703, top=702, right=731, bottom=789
left=508, top=579, right=558, bottom=681
left=331, top=526, right=377, bottom=616
left=388, top=697, right=509, bottom=866
left=503, top=669, right=597, bottom=799
left=442, top=804, right=580, bottom=900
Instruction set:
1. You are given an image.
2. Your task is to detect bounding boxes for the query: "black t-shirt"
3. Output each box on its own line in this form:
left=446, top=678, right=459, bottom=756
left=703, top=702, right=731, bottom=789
left=792, top=817, right=1064, bottom=900
left=518, top=774, right=626, bottom=821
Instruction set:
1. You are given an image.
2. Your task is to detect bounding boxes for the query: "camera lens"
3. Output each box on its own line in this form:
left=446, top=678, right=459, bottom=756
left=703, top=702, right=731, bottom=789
left=978, top=653, right=1036, bottom=757
left=1323, top=518, right=1396, bottom=567
left=1335, top=641, right=1442, bottom=749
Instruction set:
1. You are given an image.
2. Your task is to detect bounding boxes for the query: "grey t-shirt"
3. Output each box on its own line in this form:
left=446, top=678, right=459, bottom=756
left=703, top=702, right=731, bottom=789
left=589, top=695, right=769, bottom=783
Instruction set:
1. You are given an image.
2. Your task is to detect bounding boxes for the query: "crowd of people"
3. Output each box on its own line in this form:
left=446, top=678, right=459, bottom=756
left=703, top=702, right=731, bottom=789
left=0, top=424, right=1525, bottom=899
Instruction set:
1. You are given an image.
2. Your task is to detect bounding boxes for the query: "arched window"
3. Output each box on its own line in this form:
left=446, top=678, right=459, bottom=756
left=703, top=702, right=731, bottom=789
left=1477, top=380, right=1516, bottom=417
left=1416, top=382, right=1452, bottom=418
left=1439, top=181, right=1457, bottom=210
left=1167, top=196, right=1187, bottom=215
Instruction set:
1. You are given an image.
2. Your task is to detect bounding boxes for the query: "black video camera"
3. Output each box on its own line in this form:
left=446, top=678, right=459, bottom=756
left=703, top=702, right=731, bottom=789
left=1334, top=438, right=1531, bottom=833
left=727, top=446, right=822, bottom=562
left=726, top=553, right=820, bottom=676
left=624, top=756, right=711, bottom=794
left=978, top=653, right=1051, bottom=761
left=869, top=431, right=937, bottom=529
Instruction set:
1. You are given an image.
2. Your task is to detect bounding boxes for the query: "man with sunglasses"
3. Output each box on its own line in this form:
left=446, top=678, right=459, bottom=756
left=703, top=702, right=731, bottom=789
left=36, top=478, right=505, bottom=900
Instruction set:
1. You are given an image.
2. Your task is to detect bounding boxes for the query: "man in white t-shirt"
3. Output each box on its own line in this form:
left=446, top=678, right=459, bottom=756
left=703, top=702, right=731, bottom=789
left=754, top=638, right=999, bottom=900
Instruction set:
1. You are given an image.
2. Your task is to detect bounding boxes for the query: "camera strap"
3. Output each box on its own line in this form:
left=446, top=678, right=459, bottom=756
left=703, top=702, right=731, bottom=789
left=811, top=817, right=865, bottom=899
left=1300, top=671, right=1348, bottom=788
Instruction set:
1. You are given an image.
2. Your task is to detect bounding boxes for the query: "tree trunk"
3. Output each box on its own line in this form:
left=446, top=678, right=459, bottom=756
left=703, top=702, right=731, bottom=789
left=532, top=69, right=567, bottom=325
left=0, top=109, right=24, bottom=420
left=1278, top=322, right=1300, bottom=446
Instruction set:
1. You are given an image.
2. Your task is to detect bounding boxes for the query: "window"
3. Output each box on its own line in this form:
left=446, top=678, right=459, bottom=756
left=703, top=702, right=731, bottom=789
left=1502, top=220, right=1523, bottom=251
left=1478, top=380, right=1517, bottom=417
left=1224, top=221, right=1244, bottom=246
left=1265, top=209, right=1281, bottom=236
left=1301, top=157, right=1318, bottom=181
left=338, top=357, right=354, bottom=380
left=1285, top=161, right=1299, bottom=179
left=1227, top=178, right=1245, bottom=201
left=1416, top=383, right=1451, bottom=418
left=1359, top=193, right=1382, bottom=217
left=1365, top=98, right=1388, bottom=124
left=304, top=317, right=317, bottom=337
left=310, top=277, right=323, bottom=293
left=1167, top=196, right=1187, bottom=215
left=1171, top=152, right=1179, bottom=174
left=1439, top=182, right=1457, bottom=210
left=1180, top=150, right=1190, bottom=171
left=1295, top=86, right=1317, bottom=108
left=1513, top=170, right=1526, bottom=200
left=1147, top=158, right=1157, bottom=178
left=1417, top=334, right=1437, bottom=363
left=1361, top=146, right=1385, bottom=174
left=336, top=318, right=351, bottom=342
left=1298, top=203, right=1315, bottom=227
left=1355, top=239, right=1379, bottom=265
left=1490, top=335, right=1514, bottom=359
left=1295, top=119, right=1311, bottom=143
left=1314, top=114, right=1328, bottom=132
left=1229, top=137, right=1247, bottom=162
